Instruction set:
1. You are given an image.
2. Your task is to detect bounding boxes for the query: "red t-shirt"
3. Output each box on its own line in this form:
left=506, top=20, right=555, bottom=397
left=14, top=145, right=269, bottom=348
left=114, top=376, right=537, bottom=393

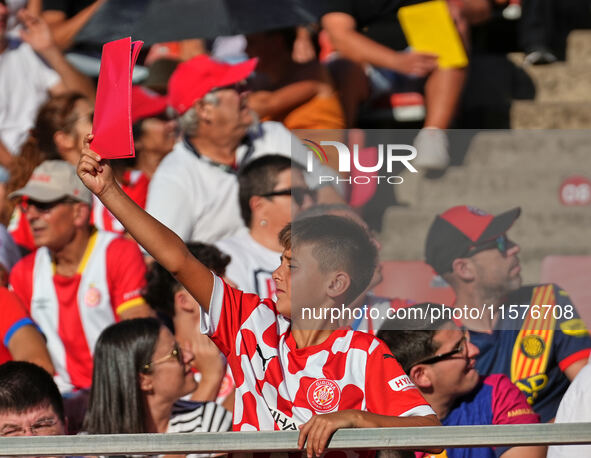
left=0, top=287, right=36, bottom=364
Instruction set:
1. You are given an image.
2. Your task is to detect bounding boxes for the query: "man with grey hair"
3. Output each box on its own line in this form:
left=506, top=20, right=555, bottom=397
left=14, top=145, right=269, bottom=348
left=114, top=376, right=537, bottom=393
left=146, top=54, right=341, bottom=244
left=8, top=160, right=152, bottom=393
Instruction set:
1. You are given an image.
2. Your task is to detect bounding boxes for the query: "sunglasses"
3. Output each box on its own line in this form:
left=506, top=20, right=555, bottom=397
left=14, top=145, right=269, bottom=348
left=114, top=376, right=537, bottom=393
left=19, top=198, right=77, bottom=214
left=260, top=187, right=317, bottom=207
left=143, top=342, right=183, bottom=372
left=464, top=234, right=510, bottom=258
left=410, top=331, right=470, bottom=368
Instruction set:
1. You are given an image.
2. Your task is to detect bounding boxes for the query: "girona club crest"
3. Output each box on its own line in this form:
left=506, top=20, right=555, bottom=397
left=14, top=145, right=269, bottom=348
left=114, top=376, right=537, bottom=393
left=307, top=379, right=341, bottom=413
left=84, top=286, right=101, bottom=307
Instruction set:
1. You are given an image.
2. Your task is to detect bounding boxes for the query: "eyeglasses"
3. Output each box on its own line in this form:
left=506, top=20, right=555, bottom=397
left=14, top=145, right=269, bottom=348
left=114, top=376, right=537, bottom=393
left=19, top=198, right=77, bottom=214
left=210, top=81, right=249, bottom=95
left=409, top=331, right=470, bottom=368
left=0, top=416, right=60, bottom=437
left=260, top=187, right=317, bottom=207
left=143, top=342, right=183, bottom=372
left=464, top=234, right=510, bottom=258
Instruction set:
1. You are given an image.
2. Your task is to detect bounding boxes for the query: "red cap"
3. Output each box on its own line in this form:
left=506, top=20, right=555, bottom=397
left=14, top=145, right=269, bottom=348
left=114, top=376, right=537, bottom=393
left=167, top=54, right=257, bottom=114
left=131, top=86, right=168, bottom=123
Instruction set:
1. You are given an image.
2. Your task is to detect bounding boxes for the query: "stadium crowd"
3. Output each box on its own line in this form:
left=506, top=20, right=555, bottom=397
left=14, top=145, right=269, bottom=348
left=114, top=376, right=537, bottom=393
left=1, top=0, right=591, bottom=457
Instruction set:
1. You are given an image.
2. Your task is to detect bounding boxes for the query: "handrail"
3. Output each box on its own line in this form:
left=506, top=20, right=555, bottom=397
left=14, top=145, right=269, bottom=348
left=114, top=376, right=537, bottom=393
left=1, top=423, right=590, bottom=456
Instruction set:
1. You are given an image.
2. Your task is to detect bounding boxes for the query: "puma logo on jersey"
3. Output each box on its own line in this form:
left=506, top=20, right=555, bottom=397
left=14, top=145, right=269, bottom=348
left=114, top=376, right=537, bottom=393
left=256, top=344, right=275, bottom=371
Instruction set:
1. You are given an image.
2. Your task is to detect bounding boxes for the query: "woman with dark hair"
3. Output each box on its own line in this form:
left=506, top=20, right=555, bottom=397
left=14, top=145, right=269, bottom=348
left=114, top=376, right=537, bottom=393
left=84, top=317, right=232, bottom=438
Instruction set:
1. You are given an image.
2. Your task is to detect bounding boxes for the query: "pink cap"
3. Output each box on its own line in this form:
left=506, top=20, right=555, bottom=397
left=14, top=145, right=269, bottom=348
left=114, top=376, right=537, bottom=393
left=131, top=86, right=168, bottom=123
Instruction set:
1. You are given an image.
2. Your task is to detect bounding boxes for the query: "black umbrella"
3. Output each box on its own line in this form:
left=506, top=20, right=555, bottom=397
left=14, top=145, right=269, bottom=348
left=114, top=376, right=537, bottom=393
left=132, top=0, right=318, bottom=45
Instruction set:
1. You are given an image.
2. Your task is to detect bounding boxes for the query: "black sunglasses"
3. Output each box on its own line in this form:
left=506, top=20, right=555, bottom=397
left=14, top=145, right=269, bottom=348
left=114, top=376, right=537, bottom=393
left=19, top=198, right=77, bottom=214
left=260, top=187, right=317, bottom=207
left=409, top=331, right=470, bottom=368
left=464, top=234, right=510, bottom=258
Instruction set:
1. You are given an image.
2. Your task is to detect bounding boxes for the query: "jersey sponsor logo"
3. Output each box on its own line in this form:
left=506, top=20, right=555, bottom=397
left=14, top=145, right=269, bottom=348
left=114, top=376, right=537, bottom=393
left=507, top=407, right=535, bottom=418
left=268, top=407, right=299, bottom=430
left=307, top=379, right=341, bottom=412
left=383, top=353, right=396, bottom=360
left=84, top=286, right=101, bottom=307
left=560, top=319, right=589, bottom=337
left=388, top=374, right=415, bottom=392
left=515, top=374, right=549, bottom=405
left=520, top=335, right=545, bottom=358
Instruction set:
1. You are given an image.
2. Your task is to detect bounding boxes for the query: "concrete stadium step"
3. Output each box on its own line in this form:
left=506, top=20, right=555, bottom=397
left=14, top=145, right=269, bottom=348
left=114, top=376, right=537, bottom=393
left=379, top=206, right=591, bottom=284
left=461, top=130, right=591, bottom=168
left=566, top=30, right=591, bottom=64
left=507, top=59, right=591, bottom=103
left=511, top=101, right=591, bottom=128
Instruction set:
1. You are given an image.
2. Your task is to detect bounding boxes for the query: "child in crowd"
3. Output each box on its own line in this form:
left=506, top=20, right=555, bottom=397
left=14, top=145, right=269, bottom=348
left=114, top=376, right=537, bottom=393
left=77, top=136, right=440, bottom=458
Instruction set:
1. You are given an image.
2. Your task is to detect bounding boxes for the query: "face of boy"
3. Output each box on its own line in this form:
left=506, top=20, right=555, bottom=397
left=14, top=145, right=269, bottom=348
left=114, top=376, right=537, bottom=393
left=272, top=243, right=333, bottom=321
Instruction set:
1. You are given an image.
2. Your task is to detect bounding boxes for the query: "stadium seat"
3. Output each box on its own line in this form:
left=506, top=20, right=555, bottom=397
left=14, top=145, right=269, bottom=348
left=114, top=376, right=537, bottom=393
left=373, top=260, right=456, bottom=305
left=540, top=255, right=591, bottom=329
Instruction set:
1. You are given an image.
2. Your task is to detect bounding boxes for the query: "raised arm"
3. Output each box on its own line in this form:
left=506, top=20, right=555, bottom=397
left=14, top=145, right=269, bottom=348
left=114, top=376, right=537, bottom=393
left=77, top=136, right=214, bottom=311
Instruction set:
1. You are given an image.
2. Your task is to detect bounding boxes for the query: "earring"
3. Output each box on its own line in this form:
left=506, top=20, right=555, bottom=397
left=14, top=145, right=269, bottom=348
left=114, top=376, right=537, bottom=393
left=260, top=219, right=268, bottom=227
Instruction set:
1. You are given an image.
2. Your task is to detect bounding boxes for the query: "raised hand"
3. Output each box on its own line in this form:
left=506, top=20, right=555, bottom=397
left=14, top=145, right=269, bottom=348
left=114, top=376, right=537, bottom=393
left=18, top=9, right=54, bottom=53
left=77, top=134, right=116, bottom=198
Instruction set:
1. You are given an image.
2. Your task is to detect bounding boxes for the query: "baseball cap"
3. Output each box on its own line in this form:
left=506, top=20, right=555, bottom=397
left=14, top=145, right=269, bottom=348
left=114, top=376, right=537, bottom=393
left=167, top=54, right=257, bottom=115
left=9, top=160, right=92, bottom=205
left=425, top=205, right=521, bottom=275
left=131, top=86, right=168, bottom=123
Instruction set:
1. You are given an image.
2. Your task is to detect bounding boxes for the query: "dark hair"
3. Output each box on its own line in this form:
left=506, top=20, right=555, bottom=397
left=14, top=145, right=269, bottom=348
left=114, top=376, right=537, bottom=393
left=0, top=361, right=65, bottom=424
left=143, top=242, right=231, bottom=319
left=377, top=303, right=452, bottom=373
left=279, top=215, right=378, bottom=303
left=238, top=155, right=293, bottom=227
left=84, top=318, right=162, bottom=434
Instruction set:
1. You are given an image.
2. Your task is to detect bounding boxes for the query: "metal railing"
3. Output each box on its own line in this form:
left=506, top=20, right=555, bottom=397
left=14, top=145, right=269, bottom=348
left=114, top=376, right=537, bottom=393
left=1, top=423, right=590, bottom=456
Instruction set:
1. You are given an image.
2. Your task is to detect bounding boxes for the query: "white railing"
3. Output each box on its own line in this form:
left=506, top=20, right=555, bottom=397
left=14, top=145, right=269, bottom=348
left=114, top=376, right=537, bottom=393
left=1, top=423, right=590, bottom=456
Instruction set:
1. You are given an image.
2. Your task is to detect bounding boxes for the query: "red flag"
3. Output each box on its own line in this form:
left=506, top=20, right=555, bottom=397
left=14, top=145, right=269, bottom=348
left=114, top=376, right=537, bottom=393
left=91, top=37, right=143, bottom=159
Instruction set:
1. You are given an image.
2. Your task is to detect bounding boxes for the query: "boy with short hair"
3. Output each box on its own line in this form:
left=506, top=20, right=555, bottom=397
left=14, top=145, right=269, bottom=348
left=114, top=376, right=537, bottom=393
left=78, top=139, right=440, bottom=457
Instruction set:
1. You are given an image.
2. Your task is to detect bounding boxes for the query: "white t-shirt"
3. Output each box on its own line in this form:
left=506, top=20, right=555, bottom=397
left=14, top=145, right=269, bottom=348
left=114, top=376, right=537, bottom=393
left=146, top=121, right=336, bottom=243
left=547, top=356, right=591, bottom=457
left=0, top=41, right=60, bottom=154
left=215, top=228, right=280, bottom=299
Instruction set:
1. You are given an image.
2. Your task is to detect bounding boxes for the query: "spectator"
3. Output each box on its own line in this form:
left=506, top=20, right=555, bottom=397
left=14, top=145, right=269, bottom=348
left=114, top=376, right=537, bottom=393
left=321, top=0, right=467, bottom=170
left=215, top=155, right=315, bottom=298
left=143, top=242, right=233, bottom=406
left=83, top=318, right=232, bottom=442
left=93, top=86, right=176, bottom=234
left=424, top=205, right=591, bottom=421
left=0, top=361, right=66, bottom=437
left=296, top=203, right=415, bottom=333
left=4, top=92, right=93, bottom=251
left=146, top=54, right=341, bottom=244
left=0, top=287, right=53, bottom=373
left=78, top=147, right=441, bottom=457
left=245, top=27, right=345, bottom=130
left=0, top=5, right=94, bottom=178
left=8, top=160, right=152, bottom=392
left=547, top=355, right=591, bottom=457
left=378, top=303, right=546, bottom=458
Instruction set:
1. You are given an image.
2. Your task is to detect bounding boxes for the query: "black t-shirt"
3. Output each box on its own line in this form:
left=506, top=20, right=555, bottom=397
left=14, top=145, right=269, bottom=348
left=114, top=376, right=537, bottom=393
left=43, top=0, right=95, bottom=17
left=321, top=0, right=427, bottom=51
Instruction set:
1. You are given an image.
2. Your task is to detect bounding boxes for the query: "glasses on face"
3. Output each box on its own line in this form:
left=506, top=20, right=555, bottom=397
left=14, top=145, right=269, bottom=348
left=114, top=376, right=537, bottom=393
left=1, top=416, right=60, bottom=437
left=143, top=342, right=183, bottom=372
left=464, top=234, right=510, bottom=258
left=260, top=187, right=317, bottom=207
left=19, top=198, right=77, bottom=214
left=210, top=81, right=249, bottom=95
left=410, top=331, right=470, bottom=368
